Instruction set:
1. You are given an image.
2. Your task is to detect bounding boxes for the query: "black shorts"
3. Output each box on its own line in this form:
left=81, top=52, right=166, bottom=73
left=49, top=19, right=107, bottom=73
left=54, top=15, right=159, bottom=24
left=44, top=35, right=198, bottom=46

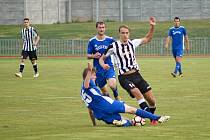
left=118, top=71, right=152, bottom=98
left=21, top=50, right=37, bottom=61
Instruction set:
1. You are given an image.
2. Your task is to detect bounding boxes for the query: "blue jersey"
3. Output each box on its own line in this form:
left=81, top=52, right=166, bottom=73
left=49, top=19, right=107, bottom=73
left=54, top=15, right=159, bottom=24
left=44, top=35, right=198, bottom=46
left=168, top=26, right=187, bottom=50
left=80, top=80, right=125, bottom=123
left=87, top=36, right=114, bottom=72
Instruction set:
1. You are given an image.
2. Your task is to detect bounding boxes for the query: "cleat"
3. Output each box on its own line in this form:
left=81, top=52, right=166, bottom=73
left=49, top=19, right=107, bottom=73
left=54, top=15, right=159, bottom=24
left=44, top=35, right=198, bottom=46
left=179, top=73, right=183, bottom=77
left=113, top=120, right=124, bottom=127
left=15, top=72, right=22, bottom=78
left=171, top=72, right=177, bottom=78
left=150, top=120, right=158, bottom=125
left=158, top=116, right=170, bottom=123
left=34, top=72, right=39, bottom=78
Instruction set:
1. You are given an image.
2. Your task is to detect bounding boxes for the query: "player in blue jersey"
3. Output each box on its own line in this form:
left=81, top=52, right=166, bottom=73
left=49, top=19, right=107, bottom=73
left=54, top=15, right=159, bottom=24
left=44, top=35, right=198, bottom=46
left=80, top=62, right=170, bottom=127
left=87, top=21, right=120, bottom=100
left=165, top=17, right=190, bottom=77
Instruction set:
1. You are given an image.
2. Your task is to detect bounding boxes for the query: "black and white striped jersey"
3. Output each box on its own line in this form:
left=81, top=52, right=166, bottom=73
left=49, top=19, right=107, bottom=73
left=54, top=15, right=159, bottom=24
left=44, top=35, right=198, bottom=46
left=104, top=39, right=143, bottom=75
left=21, top=26, right=38, bottom=51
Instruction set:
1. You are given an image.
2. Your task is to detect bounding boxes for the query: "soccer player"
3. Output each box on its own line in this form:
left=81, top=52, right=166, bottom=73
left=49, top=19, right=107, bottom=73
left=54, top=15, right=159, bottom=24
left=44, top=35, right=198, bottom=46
left=99, top=17, right=158, bottom=124
left=165, top=17, right=190, bottom=77
left=15, top=18, right=40, bottom=78
left=80, top=62, right=170, bottom=127
left=87, top=21, right=120, bottom=100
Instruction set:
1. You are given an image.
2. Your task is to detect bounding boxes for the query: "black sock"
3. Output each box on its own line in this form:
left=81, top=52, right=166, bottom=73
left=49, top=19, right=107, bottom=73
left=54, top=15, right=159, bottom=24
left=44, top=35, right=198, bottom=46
left=19, top=64, right=24, bottom=73
left=139, top=102, right=151, bottom=113
left=33, top=64, right=38, bottom=73
left=150, top=107, right=156, bottom=114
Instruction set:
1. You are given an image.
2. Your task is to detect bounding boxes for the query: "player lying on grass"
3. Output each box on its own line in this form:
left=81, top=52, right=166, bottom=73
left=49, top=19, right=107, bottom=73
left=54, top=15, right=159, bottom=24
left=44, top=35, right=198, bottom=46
left=80, top=62, right=170, bottom=126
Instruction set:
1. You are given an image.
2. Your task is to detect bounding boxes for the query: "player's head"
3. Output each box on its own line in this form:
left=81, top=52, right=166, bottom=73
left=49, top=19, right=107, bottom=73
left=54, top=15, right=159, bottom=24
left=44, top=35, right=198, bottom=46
left=23, top=18, right=30, bottom=28
left=173, top=17, right=180, bottom=27
left=119, top=25, right=130, bottom=44
left=82, top=67, right=96, bottom=80
left=96, top=21, right=106, bottom=36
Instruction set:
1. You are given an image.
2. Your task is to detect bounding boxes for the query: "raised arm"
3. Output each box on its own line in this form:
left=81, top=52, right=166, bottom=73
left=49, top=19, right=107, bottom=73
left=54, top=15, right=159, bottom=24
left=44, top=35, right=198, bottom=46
left=141, top=17, right=156, bottom=44
left=83, top=63, right=93, bottom=88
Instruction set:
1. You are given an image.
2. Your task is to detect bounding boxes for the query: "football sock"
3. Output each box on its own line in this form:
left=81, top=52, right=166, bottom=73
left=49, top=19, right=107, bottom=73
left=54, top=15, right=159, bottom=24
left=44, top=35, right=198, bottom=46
left=135, top=109, right=160, bottom=120
left=122, top=119, right=133, bottom=127
left=111, top=87, right=119, bottom=98
left=178, top=62, right=182, bottom=74
left=174, top=62, right=180, bottom=74
left=138, top=99, right=151, bottom=113
left=19, top=63, right=24, bottom=73
left=33, top=64, right=38, bottom=73
left=149, top=106, right=156, bottom=114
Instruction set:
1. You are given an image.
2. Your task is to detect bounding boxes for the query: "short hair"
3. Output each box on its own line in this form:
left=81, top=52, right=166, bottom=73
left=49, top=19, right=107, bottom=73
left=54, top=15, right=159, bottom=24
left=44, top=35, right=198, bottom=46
left=23, top=18, right=30, bottom=21
left=82, top=68, right=96, bottom=80
left=118, top=25, right=130, bottom=32
left=174, top=17, right=180, bottom=21
left=96, top=21, right=105, bottom=28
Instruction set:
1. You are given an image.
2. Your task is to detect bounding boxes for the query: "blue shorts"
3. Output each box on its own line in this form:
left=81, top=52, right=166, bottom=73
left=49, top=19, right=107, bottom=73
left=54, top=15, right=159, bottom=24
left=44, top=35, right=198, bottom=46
left=96, top=66, right=116, bottom=88
left=172, top=49, right=183, bottom=58
left=93, top=100, right=125, bottom=124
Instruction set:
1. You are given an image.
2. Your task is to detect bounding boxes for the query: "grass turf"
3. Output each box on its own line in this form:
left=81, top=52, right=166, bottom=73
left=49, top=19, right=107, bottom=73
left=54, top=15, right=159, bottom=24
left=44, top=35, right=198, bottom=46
left=0, top=57, right=210, bottom=140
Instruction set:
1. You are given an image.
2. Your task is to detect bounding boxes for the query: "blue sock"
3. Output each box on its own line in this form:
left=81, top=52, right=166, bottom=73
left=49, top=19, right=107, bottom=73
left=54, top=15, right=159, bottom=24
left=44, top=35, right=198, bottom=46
left=122, top=119, right=133, bottom=127
left=112, top=87, right=119, bottom=98
left=135, top=109, right=160, bottom=120
left=174, top=62, right=180, bottom=74
left=178, top=62, right=182, bottom=74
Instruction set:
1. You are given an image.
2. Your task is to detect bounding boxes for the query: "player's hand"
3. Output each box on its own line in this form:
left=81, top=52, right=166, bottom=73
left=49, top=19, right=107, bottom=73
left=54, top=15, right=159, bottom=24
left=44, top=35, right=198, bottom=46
left=94, top=52, right=101, bottom=59
left=103, top=64, right=110, bottom=70
left=87, top=62, right=93, bottom=71
left=150, top=16, right=156, bottom=26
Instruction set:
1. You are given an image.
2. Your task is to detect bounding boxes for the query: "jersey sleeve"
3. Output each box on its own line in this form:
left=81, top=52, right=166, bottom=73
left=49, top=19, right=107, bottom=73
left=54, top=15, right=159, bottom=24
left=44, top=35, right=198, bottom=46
left=168, top=29, right=172, bottom=37
left=33, top=27, right=38, bottom=37
left=183, top=27, right=187, bottom=36
left=104, top=44, right=114, bottom=57
left=87, top=40, right=94, bottom=55
left=131, top=39, right=143, bottom=48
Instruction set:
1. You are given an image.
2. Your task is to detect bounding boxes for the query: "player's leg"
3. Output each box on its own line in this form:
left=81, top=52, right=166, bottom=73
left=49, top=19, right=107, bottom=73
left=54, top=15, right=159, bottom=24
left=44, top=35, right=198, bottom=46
left=118, top=74, right=151, bottom=113
left=176, top=49, right=184, bottom=77
left=133, top=72, right=156, bottom=114
left=29, top=51, right=39, bottom=78
left=15, top=50, right=27, bottom=77
left=106, top=67, right=120, bottom=100
left=124, top=104, right=170, bottom=123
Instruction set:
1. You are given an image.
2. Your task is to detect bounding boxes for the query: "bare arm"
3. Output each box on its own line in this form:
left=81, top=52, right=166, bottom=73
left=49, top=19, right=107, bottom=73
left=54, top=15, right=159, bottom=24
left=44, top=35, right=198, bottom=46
left=141, top=17, right=156, bottom=44
left=33, top=35, right=40, bottom=46
left=99, top=54, right=110, bottom=70
left=83, top=63, right=92, bottom=88
left=184, top=35, right=190, bottom=51
left=87, top=52, right=101, bottom=59
left=88, top=108, right=96, bottom=126
left=164, top=36, right=171, bottom=48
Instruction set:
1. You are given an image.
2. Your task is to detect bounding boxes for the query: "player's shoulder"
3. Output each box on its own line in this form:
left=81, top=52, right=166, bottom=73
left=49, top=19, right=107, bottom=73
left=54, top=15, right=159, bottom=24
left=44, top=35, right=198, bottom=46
left=89, top=36, right=97, bottom=42
left=169, top=26, right=175, bottom=30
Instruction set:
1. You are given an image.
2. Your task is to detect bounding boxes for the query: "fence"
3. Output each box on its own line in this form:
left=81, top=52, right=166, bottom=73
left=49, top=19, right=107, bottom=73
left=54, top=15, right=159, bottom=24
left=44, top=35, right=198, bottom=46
left=0, top=38, right=210, bottom=56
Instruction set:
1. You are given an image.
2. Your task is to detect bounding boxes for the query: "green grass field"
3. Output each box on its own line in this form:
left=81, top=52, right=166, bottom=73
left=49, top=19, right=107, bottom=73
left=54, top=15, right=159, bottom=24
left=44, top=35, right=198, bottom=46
left=0, top=57, right=210, bottom=140
left=0, top=19, right=210, bottom=39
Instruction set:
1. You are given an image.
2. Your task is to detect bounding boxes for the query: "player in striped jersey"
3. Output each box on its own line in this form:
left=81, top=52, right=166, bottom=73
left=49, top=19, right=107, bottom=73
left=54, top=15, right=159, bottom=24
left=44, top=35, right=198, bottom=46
left=165, top=17, right=190, bottom=77
left=99, top=17, right=158, bottom=124
left=15, top=18, right=40, bottom=78
left=81, top=62, right=170, bottom=126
